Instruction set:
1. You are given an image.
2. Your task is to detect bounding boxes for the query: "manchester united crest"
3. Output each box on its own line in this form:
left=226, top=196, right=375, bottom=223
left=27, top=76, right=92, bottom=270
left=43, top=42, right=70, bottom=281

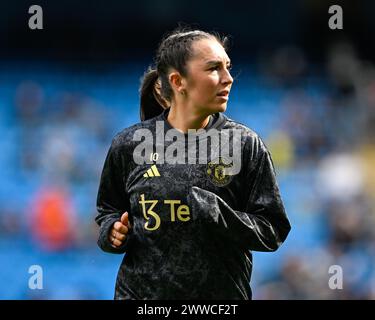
left=206, top=157, right=234, bottom=187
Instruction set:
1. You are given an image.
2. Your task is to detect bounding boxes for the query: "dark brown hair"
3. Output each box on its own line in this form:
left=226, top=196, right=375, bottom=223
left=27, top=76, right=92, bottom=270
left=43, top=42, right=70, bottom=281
left=139, top=26, right=229, bottom=121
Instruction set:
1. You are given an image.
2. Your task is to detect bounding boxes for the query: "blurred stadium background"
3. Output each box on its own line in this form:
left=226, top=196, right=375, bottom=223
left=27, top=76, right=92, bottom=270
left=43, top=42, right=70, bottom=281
left=1, top=0, right=375, bottom=299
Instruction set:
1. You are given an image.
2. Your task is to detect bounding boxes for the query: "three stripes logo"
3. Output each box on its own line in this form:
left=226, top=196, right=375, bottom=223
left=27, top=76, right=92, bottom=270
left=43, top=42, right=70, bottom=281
left=143, top=165, right=161, bottom=178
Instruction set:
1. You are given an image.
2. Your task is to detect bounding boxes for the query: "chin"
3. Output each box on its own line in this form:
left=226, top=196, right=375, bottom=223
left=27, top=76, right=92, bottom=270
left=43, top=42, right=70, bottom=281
left=216, top=103, right=227, bottom=113
left=200, top=103, right=227, bottom=116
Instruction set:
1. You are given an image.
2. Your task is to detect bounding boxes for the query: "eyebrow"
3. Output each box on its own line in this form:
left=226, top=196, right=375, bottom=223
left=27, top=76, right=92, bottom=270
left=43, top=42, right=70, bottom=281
left=205, top=59, right=231, bottom=66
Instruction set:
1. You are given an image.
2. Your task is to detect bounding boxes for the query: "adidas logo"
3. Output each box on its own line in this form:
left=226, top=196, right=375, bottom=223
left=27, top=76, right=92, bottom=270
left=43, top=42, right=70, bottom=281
left=143, top=165, right=161, bottom=178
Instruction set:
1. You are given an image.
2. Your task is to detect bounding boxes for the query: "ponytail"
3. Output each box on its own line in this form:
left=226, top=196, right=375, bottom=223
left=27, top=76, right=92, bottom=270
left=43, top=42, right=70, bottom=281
left=139, top=68, right=169, bottom=121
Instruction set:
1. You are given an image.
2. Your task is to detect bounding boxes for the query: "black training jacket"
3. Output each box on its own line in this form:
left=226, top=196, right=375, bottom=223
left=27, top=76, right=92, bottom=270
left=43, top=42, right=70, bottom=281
left=95, top=108, right=291, bottom=300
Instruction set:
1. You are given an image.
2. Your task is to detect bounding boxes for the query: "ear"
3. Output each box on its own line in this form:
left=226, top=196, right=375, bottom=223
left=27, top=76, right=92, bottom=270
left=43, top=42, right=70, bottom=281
left=169, top=71, right=187, bottom=95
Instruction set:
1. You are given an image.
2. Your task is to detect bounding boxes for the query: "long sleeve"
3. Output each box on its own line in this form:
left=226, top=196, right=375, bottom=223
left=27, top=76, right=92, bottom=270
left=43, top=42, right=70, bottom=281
left=95, top=140, right=131, bottom=254
left=188, top=135, right=291, bottom=252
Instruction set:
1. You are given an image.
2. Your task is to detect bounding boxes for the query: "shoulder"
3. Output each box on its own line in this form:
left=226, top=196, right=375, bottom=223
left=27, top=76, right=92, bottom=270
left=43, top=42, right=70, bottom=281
left=223, top=117, right=274, bottom=174
left=110, top=117, right=157, bottom=151
left=223, top=115, right=266, bottom=153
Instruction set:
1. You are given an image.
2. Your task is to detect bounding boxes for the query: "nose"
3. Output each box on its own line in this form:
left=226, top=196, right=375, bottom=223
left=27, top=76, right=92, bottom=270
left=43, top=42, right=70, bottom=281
left=221, top=68, right=233, bottom=86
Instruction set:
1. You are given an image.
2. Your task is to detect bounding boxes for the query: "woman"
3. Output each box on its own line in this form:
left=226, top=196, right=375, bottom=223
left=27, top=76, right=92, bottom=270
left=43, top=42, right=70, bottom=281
left=95, top=27, right=291, bottom=300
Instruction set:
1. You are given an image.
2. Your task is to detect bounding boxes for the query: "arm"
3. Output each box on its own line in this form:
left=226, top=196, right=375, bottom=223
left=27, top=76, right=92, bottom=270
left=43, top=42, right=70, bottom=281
left=95, top=139, right=131, bottom=254
left=189, top=136, right=291, bottom=252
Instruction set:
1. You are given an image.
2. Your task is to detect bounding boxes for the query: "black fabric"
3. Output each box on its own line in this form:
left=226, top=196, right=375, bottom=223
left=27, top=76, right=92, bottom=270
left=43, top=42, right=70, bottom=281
left=95, top=108, right=291, bottom=300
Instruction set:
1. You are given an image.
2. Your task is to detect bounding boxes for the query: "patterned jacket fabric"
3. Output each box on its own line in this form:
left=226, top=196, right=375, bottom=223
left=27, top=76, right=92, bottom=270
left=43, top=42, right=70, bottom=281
left=95, top=108, right=291, bottom=300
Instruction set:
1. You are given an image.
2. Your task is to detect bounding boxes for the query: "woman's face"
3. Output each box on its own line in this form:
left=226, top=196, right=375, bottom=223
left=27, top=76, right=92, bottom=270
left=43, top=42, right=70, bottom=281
left=182, top=38, right=233, bottom=115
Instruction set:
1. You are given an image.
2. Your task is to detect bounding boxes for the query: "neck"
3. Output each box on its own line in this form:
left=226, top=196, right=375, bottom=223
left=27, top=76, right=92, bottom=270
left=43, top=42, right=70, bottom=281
left=167, top=106, right=211, bottom=133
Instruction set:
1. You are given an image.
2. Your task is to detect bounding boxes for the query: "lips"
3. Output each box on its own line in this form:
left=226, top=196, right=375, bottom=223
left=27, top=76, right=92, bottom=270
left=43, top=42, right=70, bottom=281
left=217, top=90, right=229, bottom=97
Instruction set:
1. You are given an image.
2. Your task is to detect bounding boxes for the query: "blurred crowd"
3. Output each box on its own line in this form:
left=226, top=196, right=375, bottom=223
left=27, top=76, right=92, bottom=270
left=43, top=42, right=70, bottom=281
left=253, top=41, right=375, bottom=299
left=1, top=40, right=375, bottom=299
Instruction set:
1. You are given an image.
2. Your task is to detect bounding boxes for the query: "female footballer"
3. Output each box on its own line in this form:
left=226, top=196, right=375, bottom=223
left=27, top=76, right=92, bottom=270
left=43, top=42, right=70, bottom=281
left=95, top=27, right=291, bottom=299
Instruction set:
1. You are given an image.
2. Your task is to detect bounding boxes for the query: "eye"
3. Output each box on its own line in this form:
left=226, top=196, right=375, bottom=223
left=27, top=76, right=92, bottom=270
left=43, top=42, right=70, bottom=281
left=208, top=63, right=232, bottom=72
left=209, top=65, right=220, bottom=71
